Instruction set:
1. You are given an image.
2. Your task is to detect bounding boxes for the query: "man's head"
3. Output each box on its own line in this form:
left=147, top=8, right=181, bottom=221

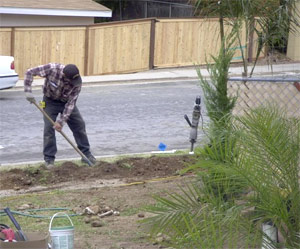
left=63, top=64, right=82, bottom=86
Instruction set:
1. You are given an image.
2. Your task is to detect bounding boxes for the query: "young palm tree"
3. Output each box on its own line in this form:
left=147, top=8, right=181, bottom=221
left=233, top=105, right=300, bottom=248
left=143, top=105, right=300, bottom=249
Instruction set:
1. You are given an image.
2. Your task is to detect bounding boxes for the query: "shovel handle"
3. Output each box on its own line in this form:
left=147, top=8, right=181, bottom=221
left=32, top=101, right=93, bottom=166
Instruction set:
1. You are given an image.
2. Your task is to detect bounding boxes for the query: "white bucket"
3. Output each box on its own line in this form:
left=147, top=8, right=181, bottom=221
left=261, top=222, right=278, bottom=249
left=49, top=212, right=74, bottom=249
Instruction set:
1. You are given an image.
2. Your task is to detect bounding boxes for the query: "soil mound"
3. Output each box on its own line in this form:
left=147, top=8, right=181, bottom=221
left=0, top=155, right=195, bottom=191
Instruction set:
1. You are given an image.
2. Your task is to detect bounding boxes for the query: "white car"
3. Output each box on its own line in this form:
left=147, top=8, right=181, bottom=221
left=0, top=56, right=19, bottom=90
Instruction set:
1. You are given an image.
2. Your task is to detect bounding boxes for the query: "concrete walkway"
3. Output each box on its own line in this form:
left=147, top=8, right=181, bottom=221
left=16, top=62, right=300, bottom=88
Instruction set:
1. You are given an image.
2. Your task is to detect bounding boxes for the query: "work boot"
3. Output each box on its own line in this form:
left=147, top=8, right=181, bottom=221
left=45, top=160, right=55, bottom=169
left=81, top=154, right=97, bottom=166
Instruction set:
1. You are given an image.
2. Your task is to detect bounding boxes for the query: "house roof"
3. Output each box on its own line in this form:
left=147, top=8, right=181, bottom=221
left=0, top=0, right=112, bottom=17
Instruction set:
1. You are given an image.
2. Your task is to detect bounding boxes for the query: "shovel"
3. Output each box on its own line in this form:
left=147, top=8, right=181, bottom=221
left=32, top=101, right=93, bottom=166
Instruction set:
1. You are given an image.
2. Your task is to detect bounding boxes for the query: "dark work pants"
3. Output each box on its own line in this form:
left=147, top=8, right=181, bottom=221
left=43, top=96, right=91, bottom=162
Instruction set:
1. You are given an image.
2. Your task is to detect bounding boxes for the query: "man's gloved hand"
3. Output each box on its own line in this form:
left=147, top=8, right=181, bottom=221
left=25, top=92, right=36, bottom=103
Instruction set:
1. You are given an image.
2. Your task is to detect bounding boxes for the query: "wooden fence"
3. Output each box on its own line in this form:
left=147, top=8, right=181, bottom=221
left=287, top=1, right=300, bottom=61
left=0, top=18, right=258, bottom=78
left=87, top=19, right=151, bottom=75
left=0, top=28, right=11, bottom=56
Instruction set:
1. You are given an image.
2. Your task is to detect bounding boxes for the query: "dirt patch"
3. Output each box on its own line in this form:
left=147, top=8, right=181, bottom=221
left=0, top=155, right=194, bottom=191
left=0, top=155, right=197, bottom=249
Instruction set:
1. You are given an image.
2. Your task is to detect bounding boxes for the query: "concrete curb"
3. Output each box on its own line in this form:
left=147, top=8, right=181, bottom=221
left=15, top=62, right=300, bottom=89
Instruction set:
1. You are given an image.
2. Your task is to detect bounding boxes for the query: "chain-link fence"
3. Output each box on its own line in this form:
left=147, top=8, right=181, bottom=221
left=228, top=77, right=300, bottom=118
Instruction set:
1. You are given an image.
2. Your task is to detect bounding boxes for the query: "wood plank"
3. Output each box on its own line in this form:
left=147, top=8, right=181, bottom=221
left=0, top=28, right=12, bottom=55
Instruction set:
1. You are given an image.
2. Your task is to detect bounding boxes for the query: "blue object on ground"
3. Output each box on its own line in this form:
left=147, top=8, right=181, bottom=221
left=158, top=142, right=167, bottom=151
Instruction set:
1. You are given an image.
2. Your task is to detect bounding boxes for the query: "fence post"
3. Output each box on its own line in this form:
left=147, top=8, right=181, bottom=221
left=149, top=18, right=156, bottom=70
left=84, top=26, right=90, bottom=76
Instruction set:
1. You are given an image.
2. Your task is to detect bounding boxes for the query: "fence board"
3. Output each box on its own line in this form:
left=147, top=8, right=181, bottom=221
left=87, top=20, right=151, bottom=75
left=0, top=28, right=12, bottom=56
left=154, top=18, right=246, bottom=68
left=287, top=1, right=300, bottom=61
left=13, top=27, right=86, bottom=77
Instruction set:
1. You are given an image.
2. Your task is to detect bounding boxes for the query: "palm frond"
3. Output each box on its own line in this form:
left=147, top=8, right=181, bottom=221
left=142, top=183, right=203, bottom=234
left=233, top=105, right=300, bottom=247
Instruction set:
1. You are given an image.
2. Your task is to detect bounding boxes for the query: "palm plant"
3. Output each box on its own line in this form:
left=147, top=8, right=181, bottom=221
left=233, top=105, right=300, bottom=248
left=143, top=105, right=300, bottom=249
